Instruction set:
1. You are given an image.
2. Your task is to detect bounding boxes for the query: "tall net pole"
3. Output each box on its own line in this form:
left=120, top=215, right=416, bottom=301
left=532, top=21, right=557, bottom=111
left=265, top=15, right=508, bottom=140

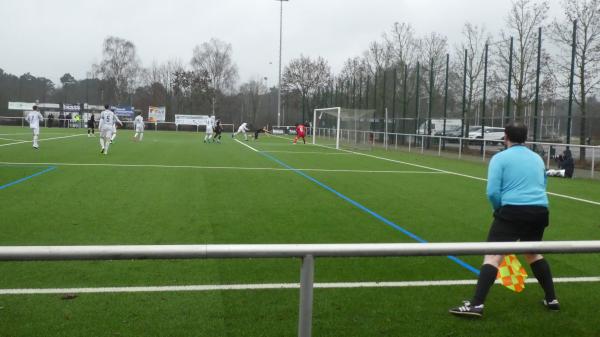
left=567, top=20, right=577, bottom=146
left=277, top=0, right=289, bottom=127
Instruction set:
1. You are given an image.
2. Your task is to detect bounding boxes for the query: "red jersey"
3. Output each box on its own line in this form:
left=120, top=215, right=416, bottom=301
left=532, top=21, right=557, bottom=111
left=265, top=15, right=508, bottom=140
left=296, top=124, right=306, bottom=136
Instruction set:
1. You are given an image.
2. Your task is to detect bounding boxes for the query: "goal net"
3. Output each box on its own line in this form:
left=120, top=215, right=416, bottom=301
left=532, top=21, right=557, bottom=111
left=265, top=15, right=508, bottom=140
left=312, top=107, right=377, bottom=150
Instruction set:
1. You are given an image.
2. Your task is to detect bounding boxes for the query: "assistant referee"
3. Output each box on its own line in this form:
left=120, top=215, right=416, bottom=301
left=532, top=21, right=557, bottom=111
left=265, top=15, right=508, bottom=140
left=450, top=121, right=559, bottom=318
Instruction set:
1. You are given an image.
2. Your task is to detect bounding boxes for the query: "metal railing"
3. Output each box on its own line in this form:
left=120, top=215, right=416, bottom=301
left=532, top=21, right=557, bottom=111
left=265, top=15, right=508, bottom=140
left=314, top=127, right=600, bottom=179
left=0, top=116, right=236, bottom=133
left=2, top=241, right=600, bottom=337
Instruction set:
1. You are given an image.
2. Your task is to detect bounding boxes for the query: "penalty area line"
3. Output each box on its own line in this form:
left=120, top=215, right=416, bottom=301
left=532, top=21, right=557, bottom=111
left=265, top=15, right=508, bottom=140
left=0, top=134, right=87, bottom=148
left=312, top=143, right=600, bottom=207
left=0, top=162, right=441, bottom=175
left=1, top=276, right=599, bottom=295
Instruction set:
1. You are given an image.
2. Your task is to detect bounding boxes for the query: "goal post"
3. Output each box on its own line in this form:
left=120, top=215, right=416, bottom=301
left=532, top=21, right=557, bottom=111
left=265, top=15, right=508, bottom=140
left=313, top=107, right=376, bottom=150
left=313, top=107, right=341, bottom=149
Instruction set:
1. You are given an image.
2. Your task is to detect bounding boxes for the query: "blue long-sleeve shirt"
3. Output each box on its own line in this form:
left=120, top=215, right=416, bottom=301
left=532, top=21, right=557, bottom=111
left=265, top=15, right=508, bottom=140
left=486, top=145, right=548, bottom=211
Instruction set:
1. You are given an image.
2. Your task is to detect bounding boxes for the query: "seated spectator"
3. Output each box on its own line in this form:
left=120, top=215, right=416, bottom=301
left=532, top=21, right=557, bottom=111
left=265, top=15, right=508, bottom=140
left=555, top=149, right=574, bottom=178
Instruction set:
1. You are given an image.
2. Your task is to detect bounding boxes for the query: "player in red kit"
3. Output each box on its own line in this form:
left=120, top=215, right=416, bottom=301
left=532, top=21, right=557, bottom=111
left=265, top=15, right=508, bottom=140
left=293, top=123, right=306, bottom=144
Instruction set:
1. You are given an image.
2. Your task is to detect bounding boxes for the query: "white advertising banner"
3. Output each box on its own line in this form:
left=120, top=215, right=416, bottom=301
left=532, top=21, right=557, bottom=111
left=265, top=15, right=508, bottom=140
left=84, top=104, right=105, bottom=111
left=175, top=114, right=209, bottom=126
left=63, top=104, right=81, bottom=112
left=38, top=103, right=60, bottom=109
left=148, top=106, right=166, bottom=122
left=8, top=102, right=35, bottom=110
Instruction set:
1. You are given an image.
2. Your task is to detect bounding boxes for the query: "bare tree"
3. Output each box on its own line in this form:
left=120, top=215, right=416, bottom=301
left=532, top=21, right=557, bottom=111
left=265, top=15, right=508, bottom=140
left=551, top=0, right=600, bottom=159
left=339, top=56, right=369, bottom=82
left=239, top=78, right=268, bottom=125
left=94, top=36, right=141, bottom=104
left=383, top=23, right=419, bottom=112
left=456, top=23, right=491, bottom=128
left=282, top=55, right=332, bottom=121
left=191, top=38, right=239, bottom=114
left=419, top=32, right=449, bottom=97
left=498, top=0, right=550, bottom=118
left=384, top=22, right=418, bottom=68
left=363, top=40, right=394, bottom=76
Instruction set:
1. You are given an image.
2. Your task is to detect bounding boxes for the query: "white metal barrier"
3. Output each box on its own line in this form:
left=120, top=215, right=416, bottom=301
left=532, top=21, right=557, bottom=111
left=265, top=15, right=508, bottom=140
left=313, top=127, right=600, bottom=179
left=2, top=241, right=600, bottom=337
left=0, top=116, right=236, bottom=134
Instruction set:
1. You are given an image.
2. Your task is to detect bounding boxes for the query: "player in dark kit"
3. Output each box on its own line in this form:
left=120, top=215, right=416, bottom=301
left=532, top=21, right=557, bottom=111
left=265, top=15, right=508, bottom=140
left=293, top=123, right=306, bottom=144
left=254, top=126, right=270, bottom=140
left=87, top=114, right=95, bottom=137
left=213, top=119, right=223, bottom=143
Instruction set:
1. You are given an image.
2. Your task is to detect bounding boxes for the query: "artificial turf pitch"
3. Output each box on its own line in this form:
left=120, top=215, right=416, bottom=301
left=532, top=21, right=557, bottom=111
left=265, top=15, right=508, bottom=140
left=0, top=126, right=599, bottom=337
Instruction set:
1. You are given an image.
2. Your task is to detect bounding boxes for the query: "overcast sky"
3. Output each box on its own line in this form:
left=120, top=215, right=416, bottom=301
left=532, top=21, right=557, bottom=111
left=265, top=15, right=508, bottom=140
left=0, top=0, right=564, bottom=87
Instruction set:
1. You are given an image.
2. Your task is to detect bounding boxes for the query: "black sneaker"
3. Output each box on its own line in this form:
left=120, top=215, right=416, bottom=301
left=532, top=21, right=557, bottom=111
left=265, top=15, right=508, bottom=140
left=449, top=301, right=484, bottom=318
left=543, top=299, right=560, bottom=311
left=100, top=148, right=104, bottom=154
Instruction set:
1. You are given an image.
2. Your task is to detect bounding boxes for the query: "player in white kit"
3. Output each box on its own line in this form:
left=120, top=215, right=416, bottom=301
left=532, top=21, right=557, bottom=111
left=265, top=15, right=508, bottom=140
left=204, top=116, right=215, bottom=143
left=232, top=122, right=250, bottom=141
left=110, top=108, right=121, bottom=143
left=133, top=113, right=144, bottom=142
left=26, top=105, right=44, bottom=149
left=99, top=105, right=123, bottom=154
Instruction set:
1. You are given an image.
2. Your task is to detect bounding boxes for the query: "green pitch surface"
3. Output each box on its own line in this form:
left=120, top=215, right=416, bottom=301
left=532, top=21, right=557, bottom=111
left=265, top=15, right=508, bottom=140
left=1, top=126, right=599, bottom=337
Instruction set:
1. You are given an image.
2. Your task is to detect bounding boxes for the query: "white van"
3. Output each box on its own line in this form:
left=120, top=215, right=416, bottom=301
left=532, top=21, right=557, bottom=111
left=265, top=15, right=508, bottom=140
left=468, top=126, right=505, bottom=144
left=418, top=119, right=462, bottom=135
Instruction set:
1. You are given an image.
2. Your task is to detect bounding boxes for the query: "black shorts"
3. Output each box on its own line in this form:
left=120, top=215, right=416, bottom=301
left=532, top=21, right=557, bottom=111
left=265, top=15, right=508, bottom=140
left=486, top=205, right=549, bottom=242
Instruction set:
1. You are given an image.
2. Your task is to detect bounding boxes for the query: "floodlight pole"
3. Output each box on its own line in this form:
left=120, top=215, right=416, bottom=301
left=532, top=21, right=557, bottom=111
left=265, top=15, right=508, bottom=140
left=276, top=0, right=289, bottom=127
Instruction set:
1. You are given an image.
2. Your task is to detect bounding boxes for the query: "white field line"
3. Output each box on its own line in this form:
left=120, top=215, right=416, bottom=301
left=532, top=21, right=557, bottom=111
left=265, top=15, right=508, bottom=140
left=0, top=162, right=444, bottom=175
left=0, top=134, right=86, bottom=147
left=236, top=136, right=449, bottom=173
left=261, top=150, right=353, bottom=155
left=234, top=138, right=259, bottom=152
left=0, top=133, right=72, bottom=136
left=1, top=276, right=599, bottom=295
left=0, top=137, right=23, bottom=142
left=312, top=143, right=600, bottom=207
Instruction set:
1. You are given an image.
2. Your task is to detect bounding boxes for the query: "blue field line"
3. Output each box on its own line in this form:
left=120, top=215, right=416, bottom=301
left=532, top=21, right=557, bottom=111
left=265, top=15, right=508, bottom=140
left=0, top=166, right=57, bottom=190
left=258, top=151, right=480, bottom=275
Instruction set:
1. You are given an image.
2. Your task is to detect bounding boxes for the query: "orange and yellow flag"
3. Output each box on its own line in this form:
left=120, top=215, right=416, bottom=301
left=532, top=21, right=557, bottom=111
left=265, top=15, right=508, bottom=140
left=496, top=254, right=528, bottom=292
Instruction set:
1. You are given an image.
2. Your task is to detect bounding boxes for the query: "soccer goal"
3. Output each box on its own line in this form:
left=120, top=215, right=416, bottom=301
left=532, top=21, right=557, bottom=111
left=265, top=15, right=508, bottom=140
left=312, top=107, right=377, bottom=150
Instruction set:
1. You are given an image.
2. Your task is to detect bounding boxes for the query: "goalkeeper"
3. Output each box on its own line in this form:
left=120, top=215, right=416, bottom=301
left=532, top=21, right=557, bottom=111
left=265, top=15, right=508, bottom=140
left=293, top=123, right=306, bottom=144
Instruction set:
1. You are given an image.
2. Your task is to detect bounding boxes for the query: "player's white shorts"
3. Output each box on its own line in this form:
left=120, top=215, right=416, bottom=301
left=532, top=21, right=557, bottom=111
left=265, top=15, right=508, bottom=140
left=112, top=125, right=117, bottom=133
left=100, top=127, right=113, bottom=139
left=237, top=127, right=246, bottom=133
left=30, top=127, right=40, bottom=136
left=135, top=125, right=144, bottom=133
left=206, top=127, right=213, bottom=135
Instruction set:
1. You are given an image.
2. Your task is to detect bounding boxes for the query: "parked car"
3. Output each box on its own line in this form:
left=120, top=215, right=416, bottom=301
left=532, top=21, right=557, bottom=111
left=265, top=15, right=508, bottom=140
left=432, top=126, right=463, bottom=143
left=468, top=126, right=505, bottom=145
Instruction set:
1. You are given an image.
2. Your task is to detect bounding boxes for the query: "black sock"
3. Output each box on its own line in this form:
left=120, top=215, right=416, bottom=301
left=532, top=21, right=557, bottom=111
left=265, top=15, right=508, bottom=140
left=471, top=264, right=498, bottom=306
left=530, top=259, right=557, bottom=301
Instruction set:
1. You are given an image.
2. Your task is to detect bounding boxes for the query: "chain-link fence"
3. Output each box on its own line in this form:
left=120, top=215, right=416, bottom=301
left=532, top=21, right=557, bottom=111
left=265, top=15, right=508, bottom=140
left=314, top=126, right=599, bottom=180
